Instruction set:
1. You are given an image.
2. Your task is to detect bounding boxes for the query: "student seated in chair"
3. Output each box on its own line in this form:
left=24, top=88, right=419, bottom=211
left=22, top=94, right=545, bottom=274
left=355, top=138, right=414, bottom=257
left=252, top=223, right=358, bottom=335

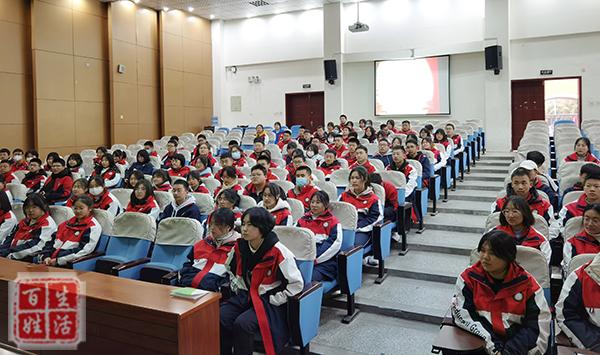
left=179, top=208, right=240, bottom=291
left=405, top=139, right=433, bottom=188
left=126, top=179, right=160, bottom=220
left=167, top=154, right=190, bottom=178
left=386, top=145, right=418, bottom=200
left=243, top=165, right=268, bottom=203
left=214, top=166, right=244, bottom=196
left=372, top=138, right=392, bottom=167
left=186, top=170, right=210, bottom=195
left=0, top=159, right=16, bottom=184
left=525, top=151, right=559, bottom=200
left=22, top=158, right=47, bottom=194
left=445, top=123, right=464, bottom=156
left=40, top=158, right=73, bottom=205
left=209, top=189, right=242, bottom=230
left=400, top=120, right=418, bottom=136
left=563, top=203, right=600, bottom=268
left=143, top=140, right=158, bottom=158
left=318, top=149, right=342, bottom=178
left=230, top=145, right=248, bottom=168
left=519, top=158, right=558, bottom=212
left=191, top=142, right=217, bottom=167
left=215, top=153, right=246, bottom=183
left=220, top=207, right=303, bottom=355
left=125, top=149, right=154, bottom=184
left=88, top=176, right=122, bottom=216
left=297, top=191, right=342, bottom=282
left=257, top=184, right=293, bottom=226
left=37, top=195, right=101, bottom=267
left=161, top=140, right=178, bottom=169
left=349, top=145, right=376, bottom=174
left=192, top=156, right=213, bottom=179
left=551, top=173, right=600, bottom=239
left=563, top=163, right=600, bottom=196
left=451, top=230, right=551, bottom=355
left=0, top=191, right=17, bottom=246
left=66, top=178, right=89, bottom=207
left=11, top=148, right=27, bottom=172
left=0, top=194, right=57, bottom=261
left=556, top=252, right=600, bottom=352
left=421, top=137, right=444, bottom=171
left=492, top=167, right=553, bottom=224
left=277, top=129, right=293, bottom=150
left=287, top=165, right=319, bottom=211
left=564, top=137, right=600, bottom=163
left=92, top=154, right=121, bottom=189
left=493, top=195, right=551, bottom=263
left=370, top=173, right=401, bottom=242
left=256, top=155, right=279, bottom=181
left=158, top=179, right=202, bottom=223
left=285, top=150, right=305, bottom=184
left=152, top=169, right=172, bottom=192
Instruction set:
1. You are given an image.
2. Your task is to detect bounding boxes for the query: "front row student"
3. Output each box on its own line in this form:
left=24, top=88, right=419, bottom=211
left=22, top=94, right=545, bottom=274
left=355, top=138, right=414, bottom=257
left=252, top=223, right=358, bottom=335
left=36, top=195, right=101, bottom=267
left=89, top=176, right=122, bottom=217
left=220, top=207, right=303, bottom=355
left=178, top=208, right=240, bottom=291
left=451, top=230, right=551, bottom=355
left=555, top=252, right=600, bottom=352
left=0, top=194, right=58, bottom=261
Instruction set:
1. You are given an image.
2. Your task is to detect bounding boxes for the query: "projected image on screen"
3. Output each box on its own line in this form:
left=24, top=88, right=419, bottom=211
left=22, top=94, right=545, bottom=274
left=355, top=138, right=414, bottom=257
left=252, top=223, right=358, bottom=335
left=375, top=56, right=450, bottom=116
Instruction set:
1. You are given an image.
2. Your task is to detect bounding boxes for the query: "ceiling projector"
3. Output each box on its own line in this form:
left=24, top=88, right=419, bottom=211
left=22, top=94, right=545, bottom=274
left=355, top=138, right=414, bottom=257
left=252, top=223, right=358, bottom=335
left=348, top=22, right=369, bottom=33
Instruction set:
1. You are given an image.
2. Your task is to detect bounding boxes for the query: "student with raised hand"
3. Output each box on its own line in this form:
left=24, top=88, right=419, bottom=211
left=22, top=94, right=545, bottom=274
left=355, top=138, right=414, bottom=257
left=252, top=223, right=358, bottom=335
left=126, top=179, right=160, bottom=221
left=152, top=169, right=172, bottom=192
left=551, top=173, right=600, bottom=239
left=287, top=165, right=319, bottom=211
left=37, top=195, right=101, bottom=267
left=243, top=165, right=268, bottom=203
left=158, top=179, right=202, bottom=223
left=555, top=252, right=600, bottom=352
left=88, top=176, right=122, bottom=217
left=451, top=230, right=551, bottom=355
left=258, top=183, right=293, bottom=226
left=563, top=203, right=600, bottom=269
left=493, top=195, right=551, bottom=263
left=179, top=208, right=240, bottom=291
left=564, top=137, right=600, bottom=163
left=66, top=178, right=89, bottom=207
left=296, top=191, right=342, bottom=282
left=125, top=149, right=155, bottom=183
left=167, top=153, right=190, bottom=178
left=40, top=157, right=73, bottom=205
left=318, top=149, right=342, bottom=178
left=492, top=167, right=554, bottom=223
left=93, top=153, right=121, bottom=189
left=21, top=158, right=47, bottom=194
left=0, top=194, right=57, bottom=261
left=0, top=191, right=17, bottom=246
left=214, top=166, right=244, bottom=196
left=161, top=139, right=179, bottom=169
left=220, top=207, right=303, bottom=355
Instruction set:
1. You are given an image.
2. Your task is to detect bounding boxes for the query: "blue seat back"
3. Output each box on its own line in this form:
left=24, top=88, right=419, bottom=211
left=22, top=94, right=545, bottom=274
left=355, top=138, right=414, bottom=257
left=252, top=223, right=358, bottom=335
left=106, top=236, right=152, bottom=259
left=151, top=244, right=193, bottom=269
left=108, top=212, right=157, bottom=258
left=273, top=226, right=317, bottom=288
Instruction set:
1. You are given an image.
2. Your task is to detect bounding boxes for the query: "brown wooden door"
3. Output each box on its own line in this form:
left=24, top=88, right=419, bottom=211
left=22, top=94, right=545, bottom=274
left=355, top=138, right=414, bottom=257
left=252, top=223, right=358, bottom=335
left=285, top=92, right=324, bottom=132
left=511, top=80, right=545, bottom=150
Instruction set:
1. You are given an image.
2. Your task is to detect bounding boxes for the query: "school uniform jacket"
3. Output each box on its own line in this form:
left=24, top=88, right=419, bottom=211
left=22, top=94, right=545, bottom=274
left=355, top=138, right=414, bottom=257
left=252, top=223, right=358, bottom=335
left=339, top=187, right=383, bottom=233
left=195, top=167, right=213, bottom=179
left=22, top=171, right=47, bottom=193
left=158, top=195, right=202, bottom=223
left=161, top=152, right=176, bottom=168
left=125, top=196, right=160, bottom=220
left=204, top=209, right=242, bottom=234
left=451, top=134, right=464, bottom=154
left=42, top=216, right=101, bottom=266
left=2, top=172, right=16, bottom=184
left=493, top=225, right=551, bottom=263
left=277, top=139, right=292, bottom=149
left=214, top=168, right=246, bottom=182
left=243, top=182, right=266, bottom=203
left=297, top=211, right=342, bottom=264
left=493, top=192, right=554, bottom=224
left=564, top=152, right=600, bottom=164
left=551, top=193, right=590, bottom=239
left=0, top=210, right=18, bottom=245
left=349, top=160, right=376, bottom=174
left=41, top=169, right=73, bottom=204
left=12, top=160, right=28, bottom=172
left=563, top=231, right=600, bottom=270
left=0, top=214, right=57, bottom=260
left=556, top=260, right=600, bottom=351
left=125, top=162, right=154, bottom=179
left=225, top=232, right=304, bottom=355
left=407, top=151, right=434, bottom=185
left=190, top=184, right=210, bottom=195
left=333, top=144, right=348, bottom=158
left=451, top=261, right=551, bottom=355
left=287, top=184, right=319, bottom=211
left=258, top=199, right=293, bottom=226
left=436, top=139, right=453, bottom=159
left=387, top=160, right=418, bottom=198
left=372, top=153, right=392, bottom=167
left=154, top=182, right=172, bottom=192
left=266, top=171, right=279, bottom=181
left=178, top=230, right=240, bottom=291
left=214, top=182, right=243, bottom=197
left=381, top=180, right=399, bottom=210
left=168, top=166, right=191, bottom=178
left=428, top=147, right=445, bottom=171
left=318, top=161, right=342, bottom=177
left=94, top=167, right=121, bottom=188
left=93, top=190, right=122, bottom=216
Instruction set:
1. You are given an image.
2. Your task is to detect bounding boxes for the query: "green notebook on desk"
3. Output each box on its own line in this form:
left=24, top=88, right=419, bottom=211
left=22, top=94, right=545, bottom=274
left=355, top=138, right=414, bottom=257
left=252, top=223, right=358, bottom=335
left=170, top=287, right=209, bottom=300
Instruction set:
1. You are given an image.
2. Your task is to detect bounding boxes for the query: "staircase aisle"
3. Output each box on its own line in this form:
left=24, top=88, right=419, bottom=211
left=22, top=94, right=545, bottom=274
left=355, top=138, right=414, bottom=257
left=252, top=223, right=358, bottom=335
left=310, top=152, right=514, bottom=355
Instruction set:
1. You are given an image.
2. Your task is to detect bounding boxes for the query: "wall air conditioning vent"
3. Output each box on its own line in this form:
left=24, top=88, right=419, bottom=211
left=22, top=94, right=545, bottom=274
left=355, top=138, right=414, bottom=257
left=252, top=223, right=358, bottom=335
left=249, top=0, right=270, bottom=7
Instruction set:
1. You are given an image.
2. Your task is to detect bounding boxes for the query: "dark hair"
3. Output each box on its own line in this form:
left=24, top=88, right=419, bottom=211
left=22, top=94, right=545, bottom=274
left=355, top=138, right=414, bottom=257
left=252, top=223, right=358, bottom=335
left=369, top=173, right=382, bottom=185
left=434, top=128, right=447, bottom=142
left=194, top=155, right=210, bottom=168
left=445, top=123, right=455, bottom=129
left=25, top=150, right=39, bottom=159
left=477, top=230, right=517, bottom=264
left=250, top=164, right=267, bottom=176
left=339, top=114, right=347, bottom=119
left=364, top=126, right=376, bottom=138
left=218, top=188, right=240, bottom=207
left=295, top=165, right=312, bottom=175
left=0, top=159, right=10, bottom=166
left=228, top=139, right=239, bottom=147
left=67, top=153, right=83, bottom=168
left=525, top=151, right=545, bottom=166
left=584, top=203, right=600, bottom=217
left=421, top=137, right=434, bottom=147
left=257, top=153, right=271, bottom=164
left=283, top=130, right=292, bottom=136
left=306, top=144, right=319, bottom=155
left=72, top=178, right=89, bottom=190
left=499, top=195, right=535, bottom=228
left=52, top=157, right=66, bottom=166
left=221, top=166, right=238, bottom=179
left=23, top=193, right=49, bottom=214
left=511, top=167, right=531, bottom=180
left=136, top=149, right=150, bottom=164
left=274, top=122, right=281, bottom=128
left=241, top=207, right=275, bottom=237
left=187, top=169, right=203, bottom=183
left=401, top=120, right=410, bottom=125
left=574, top=137, right=591, bottom=151
left=144, top=140, right=154, bottom=147
left=355, top=145, right=368, bottom=154
left=348, top=138, right=360, bottom=146
left=46, top=152, right=60, bottom=162
left=211, top=208, right=236, bottom=229
left=419, top=128, right=431, bottom=137
left=392, top=144, right=406, bottom=152
left=96, top=146, right=108, bottom=154
left=324, top=149, right=337, bottom=157
left=0, top=190, right=11, bottom=213
left=256, top=124, right=264, bottom=130
left=292, top=149, right=305, bottom=161
left=152, top=169, right=171, bottom=183
left=581, top=163, right=600, bottom=177
left=424, top=124, right=434, bottom=131
left=406, top=134, right=419, bottom=142
left=220, top=152, right=233, bottom=160
left=29, top=158, right=43, bottom=166
left=387, top=119, right=396, bottom=127
left=264, top=183, right=286, bottom=201
left=310, top=190, right=329, bottom=208
left=131, top=179, right=154, bottom=205
left=167, top=139, right=178, bottom=147
left=359, top=119, right=366, bottom=126
left=129, top=170, right=145, bottom=184
left=171, top=153, right=186, bottom=167
left=88, top=175, right=105, bottom=188
left=405, top=139, right=418, bottom=147
left=349, top=166, right=370, bottom=187
left=101, top=153, right=116, bottom=168
left=73, top=194, right=94, bottom=208
left=286, top=141, right=298, bottom=150
left=253, top=137, right=265, bottom=144
left=12, top=148, right=23, bottom=154
left=113, top=149, right=126, bottom=159
left=584, top=173, right=600, bottom=184
left=333, top=134, right=343, bottom=140
left=170, top=135, right=179, bottom=142
left=173, top=179, right=189, bottom=189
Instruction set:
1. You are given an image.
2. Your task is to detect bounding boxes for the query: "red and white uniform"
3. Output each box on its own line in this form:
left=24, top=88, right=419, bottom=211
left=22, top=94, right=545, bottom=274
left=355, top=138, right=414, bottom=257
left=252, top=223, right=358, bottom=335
left=318, top=161, right=342, bottom=177
left=493, top=225, right=551, bottom=263
left=350, top=160, right=376, bottom=174
left=551, top=193, right=590, bottom=239
left=333, top=144, right=348, bottom=158
left=92, top=190, right=122, bottom=216
left=0, top=213, right=57, bottom=260
left=94, top=167, right=121, bottom=188
left=564, top=152, right=600, bottom=164
left=387, top=160, right=418, bottom=198
left=126, top=196, right=160, bottom=220
left=154, top=182, right=172, bottom=192
left=258, top=199, right=293, bottom=226
left=297, top=211, right=342, bottom=265
left=287, top=184, right=319, bottom=211
left=493, top=192, right=554, bottom=224
left=339, top=187, right=383, bottom=233
left=168, top=166, right=191, bottom=178
left=43, top=216, right=101, bottom=265
left=563, top=231, right=600, bottom=269
left=0, top=210, right=18, bottom=245
left=451, top=134, right=464, bottom=154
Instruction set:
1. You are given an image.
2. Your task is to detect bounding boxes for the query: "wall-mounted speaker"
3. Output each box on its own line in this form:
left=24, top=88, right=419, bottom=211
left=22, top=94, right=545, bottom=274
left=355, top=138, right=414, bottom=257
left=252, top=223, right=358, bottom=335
left=324, top=59, right=337, bottom=84
left=485, top=45, right=502, bottom=74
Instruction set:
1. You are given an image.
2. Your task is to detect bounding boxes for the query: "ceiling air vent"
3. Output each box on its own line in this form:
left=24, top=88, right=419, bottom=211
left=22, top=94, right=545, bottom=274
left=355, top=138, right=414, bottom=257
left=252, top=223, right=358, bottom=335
left=249, top=0, right=270, bottom=7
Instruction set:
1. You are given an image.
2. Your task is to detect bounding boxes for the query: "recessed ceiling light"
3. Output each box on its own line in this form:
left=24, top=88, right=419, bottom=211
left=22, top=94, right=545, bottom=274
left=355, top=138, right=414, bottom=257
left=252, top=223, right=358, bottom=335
left=209, top=14, right=216, bottom=19
left=163, top=6, right=169, bottom=11
left=188, top=6, right=194, bottom=12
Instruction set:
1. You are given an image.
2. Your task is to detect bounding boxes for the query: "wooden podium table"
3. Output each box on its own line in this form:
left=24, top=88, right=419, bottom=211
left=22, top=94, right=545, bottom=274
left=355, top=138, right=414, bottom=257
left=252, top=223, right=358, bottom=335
left=0, top=259, right=221, bottom=354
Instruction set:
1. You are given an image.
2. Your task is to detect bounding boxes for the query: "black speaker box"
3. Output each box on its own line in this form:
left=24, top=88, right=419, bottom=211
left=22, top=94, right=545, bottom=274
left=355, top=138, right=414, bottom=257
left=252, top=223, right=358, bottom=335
left=324, top=60, right=338, bottom=81
left=485, top=45, right=502, bottom=70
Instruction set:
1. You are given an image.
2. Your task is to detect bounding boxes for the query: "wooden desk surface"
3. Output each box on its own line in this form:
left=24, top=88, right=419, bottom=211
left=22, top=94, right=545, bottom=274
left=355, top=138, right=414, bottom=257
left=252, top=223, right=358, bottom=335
left=0, top=258, right=221, bottom=355
left=431, top=325, right=486, bottom=352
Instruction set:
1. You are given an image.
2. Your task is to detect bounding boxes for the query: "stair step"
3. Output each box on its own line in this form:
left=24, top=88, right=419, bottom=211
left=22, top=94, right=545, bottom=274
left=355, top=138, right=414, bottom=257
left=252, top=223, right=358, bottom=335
left=466, top=172, right=507, bottom=182
left=468, top=167, right=509, bottom=174
left=406, top=229, right=481, bottom=255
left=428, top=200, right=490, bottom=216
left=314, top=307, right=439, bottom=354
left=474, top=160, right=512, bottom=167
left=330, top=274, right=455, bottom=324
left=456, top=184, right=505, bottom=191
left=423, top=212, right=486, bottom=233
left=449, top=189, right=499, bottom=202
left=379, top=250, right=469, bottom=283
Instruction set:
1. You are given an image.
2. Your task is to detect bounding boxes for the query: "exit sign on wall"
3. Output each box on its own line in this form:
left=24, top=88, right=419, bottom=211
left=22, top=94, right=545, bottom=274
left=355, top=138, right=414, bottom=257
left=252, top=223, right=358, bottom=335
left=540, top=70, right=553, bottom=75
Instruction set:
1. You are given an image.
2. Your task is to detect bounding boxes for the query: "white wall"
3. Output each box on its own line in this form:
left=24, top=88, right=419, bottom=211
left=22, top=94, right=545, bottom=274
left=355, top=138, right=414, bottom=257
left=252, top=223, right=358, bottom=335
left=219, top=59, right=324, bottom=127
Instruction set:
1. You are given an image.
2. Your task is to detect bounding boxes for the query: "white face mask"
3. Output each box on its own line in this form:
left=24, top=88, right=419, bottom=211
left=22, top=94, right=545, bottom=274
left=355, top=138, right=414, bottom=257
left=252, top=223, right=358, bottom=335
left=13, top=155, right=22, bottom=161
left=89, top=187, right=104, bottom=196
left=306, top=151, right=314, bottom=158
left=231, top=152, right=241, bottom=160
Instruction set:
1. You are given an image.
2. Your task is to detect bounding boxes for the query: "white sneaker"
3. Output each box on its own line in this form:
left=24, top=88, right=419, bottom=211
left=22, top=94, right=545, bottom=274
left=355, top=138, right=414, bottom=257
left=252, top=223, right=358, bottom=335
left=392, top=232, right=401, bottom=242
left=363, top=256, right=379, bottom=267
